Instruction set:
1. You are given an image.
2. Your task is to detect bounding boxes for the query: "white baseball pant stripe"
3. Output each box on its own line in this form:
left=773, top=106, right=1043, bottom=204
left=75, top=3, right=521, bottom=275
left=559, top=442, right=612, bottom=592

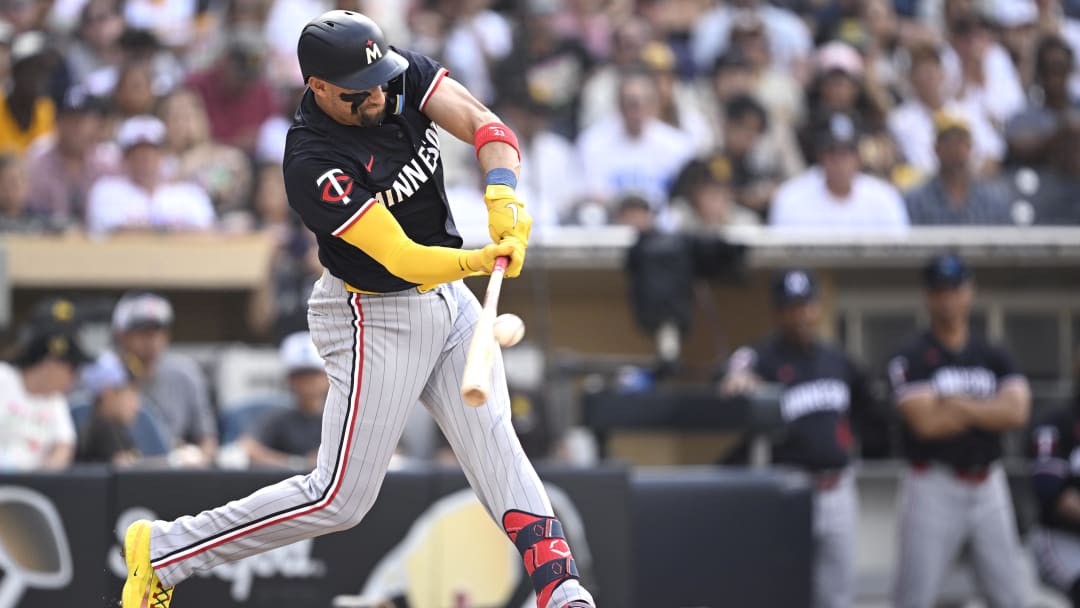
left=148, top=273, right=594, bottom=608
left=893, top=463, right=1028, bottom=608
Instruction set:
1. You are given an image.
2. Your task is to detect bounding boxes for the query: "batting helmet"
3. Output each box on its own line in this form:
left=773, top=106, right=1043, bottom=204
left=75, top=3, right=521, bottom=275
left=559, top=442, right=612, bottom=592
left=297, top=10, right=408, bottom=92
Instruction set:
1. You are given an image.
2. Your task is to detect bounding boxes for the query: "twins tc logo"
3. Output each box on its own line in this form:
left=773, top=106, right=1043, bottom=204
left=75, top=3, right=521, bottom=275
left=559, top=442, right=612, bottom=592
left=317, top=169, right=353, bottom=204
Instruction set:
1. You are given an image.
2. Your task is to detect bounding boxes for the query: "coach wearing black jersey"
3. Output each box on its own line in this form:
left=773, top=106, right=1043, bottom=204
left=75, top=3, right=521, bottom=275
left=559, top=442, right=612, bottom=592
left=1030, top=349, right=1080, bottom=606
left=721, top=269, right=874, bottom=608
left=888, top=254, right=1031, bottom=607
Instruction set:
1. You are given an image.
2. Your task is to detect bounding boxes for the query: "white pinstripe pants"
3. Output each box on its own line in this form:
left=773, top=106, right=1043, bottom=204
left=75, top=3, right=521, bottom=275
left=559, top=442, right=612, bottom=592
left=148, top=273, right=593, bottom=608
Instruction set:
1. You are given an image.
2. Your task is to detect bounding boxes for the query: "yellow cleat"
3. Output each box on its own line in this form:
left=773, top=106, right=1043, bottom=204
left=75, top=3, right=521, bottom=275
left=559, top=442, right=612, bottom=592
left=121, top=520, right=173, bottom=608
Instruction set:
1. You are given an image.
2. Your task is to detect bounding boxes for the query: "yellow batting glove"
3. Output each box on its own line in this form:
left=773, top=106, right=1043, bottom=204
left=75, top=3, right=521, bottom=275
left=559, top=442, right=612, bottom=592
left=465, top=241, right=517, bottom=275
left=484, top=184, right=532, bottom=246
left=499, top=236, right=526, bottom=278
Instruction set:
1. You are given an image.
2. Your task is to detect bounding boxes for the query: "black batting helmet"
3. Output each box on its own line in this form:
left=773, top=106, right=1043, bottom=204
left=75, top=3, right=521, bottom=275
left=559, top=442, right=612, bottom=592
left=297, top=10, right=408, bottom=91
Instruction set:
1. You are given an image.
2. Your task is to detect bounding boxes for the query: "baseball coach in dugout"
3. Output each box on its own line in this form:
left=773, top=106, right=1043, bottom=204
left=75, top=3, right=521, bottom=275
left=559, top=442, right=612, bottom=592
left=120, top=10, right=595, bottom=608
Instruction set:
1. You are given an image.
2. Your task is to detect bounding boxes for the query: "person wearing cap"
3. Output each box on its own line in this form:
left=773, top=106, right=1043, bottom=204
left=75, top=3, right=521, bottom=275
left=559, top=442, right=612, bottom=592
left=25, top=86, right=114, bottom=225
left=237, top=331, right=328, bottom=470
left=887, top=254, right=1031, bottom=607
left=0, top=31, right=57, bottom=155
left=1029, top=346, right=1080, bottom=607
left=769, top=112, right=909, bottom=232
left=887, top=44, right=1004, bottom=179
left=85, top=114, right=214, bottom=235
left=76, top=350, right=141, bottom=466
left=110, top=292, right=217, bottom=464
left=719, top=268, right=878, bottom=608
left=903, top=114, right=1014, bottom=225
left=0, top=318, right=88, bottom=471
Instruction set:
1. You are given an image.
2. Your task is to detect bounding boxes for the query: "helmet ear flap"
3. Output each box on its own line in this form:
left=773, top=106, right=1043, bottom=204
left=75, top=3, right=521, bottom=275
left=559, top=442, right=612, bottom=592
left=385, top=74, right=405, bottom=115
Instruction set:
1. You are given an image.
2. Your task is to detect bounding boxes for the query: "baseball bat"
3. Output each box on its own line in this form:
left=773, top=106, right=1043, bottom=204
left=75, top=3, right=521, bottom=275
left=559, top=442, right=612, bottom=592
left=461, top=256, right=509, bottom=406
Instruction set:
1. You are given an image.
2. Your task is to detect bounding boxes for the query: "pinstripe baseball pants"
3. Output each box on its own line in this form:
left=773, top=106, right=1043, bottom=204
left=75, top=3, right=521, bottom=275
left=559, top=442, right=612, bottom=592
left=147, top=272, right=594, bottom=608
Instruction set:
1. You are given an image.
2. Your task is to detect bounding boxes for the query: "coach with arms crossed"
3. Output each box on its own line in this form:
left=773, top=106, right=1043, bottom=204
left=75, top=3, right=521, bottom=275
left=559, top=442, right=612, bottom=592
left=888, top=254, right=1030, bottom=607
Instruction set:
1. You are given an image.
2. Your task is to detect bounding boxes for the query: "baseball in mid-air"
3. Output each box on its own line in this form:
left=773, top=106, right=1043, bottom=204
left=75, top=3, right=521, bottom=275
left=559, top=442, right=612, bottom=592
left=493, top=313, right=525, bottom=347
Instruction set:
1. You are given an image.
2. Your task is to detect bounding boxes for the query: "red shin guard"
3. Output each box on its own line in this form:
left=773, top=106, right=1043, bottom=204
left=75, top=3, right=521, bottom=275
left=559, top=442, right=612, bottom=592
left=502, top=510, right=580, bottom=608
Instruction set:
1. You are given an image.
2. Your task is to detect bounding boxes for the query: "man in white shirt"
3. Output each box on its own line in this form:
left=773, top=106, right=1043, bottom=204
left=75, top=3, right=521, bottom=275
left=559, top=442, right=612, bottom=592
left=577, top=70, right=695, bottom=227
left=86, top=115, right=214, bottom=235
left=0, top=316, right=88, bottom=471
left=770, top=114, right=909, bottom=232
left=888, top=44, right=1003, bottom=178
left=691, top=0, right=812, bottom=76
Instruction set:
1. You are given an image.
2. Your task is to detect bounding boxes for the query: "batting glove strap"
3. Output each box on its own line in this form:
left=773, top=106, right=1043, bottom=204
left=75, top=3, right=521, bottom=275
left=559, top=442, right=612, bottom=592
left=512, top=516, right=565, bottom=555
left=531, top=557, right=580, bottom=591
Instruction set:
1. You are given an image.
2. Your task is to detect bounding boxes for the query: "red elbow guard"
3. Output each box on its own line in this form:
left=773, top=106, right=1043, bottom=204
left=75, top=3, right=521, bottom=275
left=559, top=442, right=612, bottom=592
left=474, top=122, right=520, bottom=161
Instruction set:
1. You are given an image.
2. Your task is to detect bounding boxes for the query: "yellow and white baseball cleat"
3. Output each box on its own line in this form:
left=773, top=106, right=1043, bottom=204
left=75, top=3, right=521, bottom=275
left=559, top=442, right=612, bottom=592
left=121, top=519, right=173, bottom=608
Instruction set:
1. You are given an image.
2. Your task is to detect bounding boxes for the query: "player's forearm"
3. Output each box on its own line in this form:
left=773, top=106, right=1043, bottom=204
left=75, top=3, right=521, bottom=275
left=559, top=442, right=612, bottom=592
left=904, top=401, right=971, bottom=439
left=478, top=139, right=520, bottom=176
left=947, top=390, right=1030, bottom=432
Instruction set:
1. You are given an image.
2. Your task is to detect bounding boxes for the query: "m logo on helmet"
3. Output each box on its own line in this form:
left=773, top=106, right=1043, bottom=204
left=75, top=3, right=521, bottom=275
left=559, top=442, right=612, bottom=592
left=365, top=40, right=382, bottom=65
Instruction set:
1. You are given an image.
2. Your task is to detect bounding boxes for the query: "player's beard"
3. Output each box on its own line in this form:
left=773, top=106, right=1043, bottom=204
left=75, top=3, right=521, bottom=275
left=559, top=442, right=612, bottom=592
left=356, top=104, right=387, bottom=127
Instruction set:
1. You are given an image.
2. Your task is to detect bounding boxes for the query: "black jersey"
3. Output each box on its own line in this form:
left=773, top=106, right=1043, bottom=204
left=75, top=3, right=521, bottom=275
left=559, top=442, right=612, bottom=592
left=727, top=335, right=872, bottom=471
left=1030, top=402, right=1080, bottom=532
left=888, top=331, right=1025, bottom=469
left=283, top=48, right=461, bottom=293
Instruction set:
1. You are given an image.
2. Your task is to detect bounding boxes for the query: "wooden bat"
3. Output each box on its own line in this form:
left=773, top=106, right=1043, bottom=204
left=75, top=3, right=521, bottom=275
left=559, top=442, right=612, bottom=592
left=461, top=256, right=509, bottom=406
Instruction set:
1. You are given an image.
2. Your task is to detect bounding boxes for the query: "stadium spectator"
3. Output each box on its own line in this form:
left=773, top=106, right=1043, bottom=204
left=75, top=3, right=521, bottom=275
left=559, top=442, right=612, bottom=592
left=25, top=87, right=113, bottom=226
left=75, top=350, right=140, bottom=466
left=85, top=114, right=214, bottom=234
left=706, top=50, right=804, bottom=179
left=801, top=42, right=898, bottom=180
left=719, top=269, right=877, bottom=608
left=727, top=11, right=803, bottom=136
left=690, top=0, right=812, bottom=78
left=671, top=156, right=760, bottom=229
left=579, top=16, right=652, bottom=130
left=440, top=0, right=513, bottom=107
left=122, top=0, right=200, bottom=49
left=704, top=94, right=782, bottom=217
left=0, top=312, right=87, bottom=471
left=110, top=292, right=217, bottom=464
left=1029, top=346, right=1080, bottom=605
left=63, top=0, right=125, bottom=97
left=904, top=115, right=1015, bottom=225
left=111, top=58, right=157, bottom=119
left=159, top=88, right=252, bottom=227
left=0, top=152, right=59, bottom=232
left=492, top=0, right=592, bottom=139
left=888, top=254, right=1031, bottom=607
left=0, top=31, right=56, bottom=155
left=1006, top=35, right=1079, bottom=167
left=942, top=12, right=1025, bottom=126
left=770, top=113, right=909, bottom=232
left=611, top=194, right=654, bottom=232
left=577, top=70, right=694, bottom=227
left=1014, top=114, right=1080, bottom=225
left=989, top=0, right=1040, bottom=88
left=185, top=31, right=276, bottom=154
left=238, top=331, right=326, bottom=469
left=887, top=44, right=1003, bottom=180
left=640, top=40, right=712, bottom=152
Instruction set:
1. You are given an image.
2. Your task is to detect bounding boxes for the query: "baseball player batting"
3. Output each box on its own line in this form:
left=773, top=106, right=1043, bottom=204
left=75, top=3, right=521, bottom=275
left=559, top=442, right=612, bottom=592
left=120, top=11, right=595, bottom=608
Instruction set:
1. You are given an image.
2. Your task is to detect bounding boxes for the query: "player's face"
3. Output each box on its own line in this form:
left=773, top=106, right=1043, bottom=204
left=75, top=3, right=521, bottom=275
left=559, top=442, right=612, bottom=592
left=777, top=300, right=821, bottom=346
left=312, top=78, right=388, bottom=127
left=926, top=283, right=974, bottom=325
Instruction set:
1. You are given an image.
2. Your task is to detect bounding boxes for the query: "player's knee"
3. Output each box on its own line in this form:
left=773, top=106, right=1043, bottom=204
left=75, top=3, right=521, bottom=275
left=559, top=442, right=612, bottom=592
left=321, top=490, right=376, bottom=531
